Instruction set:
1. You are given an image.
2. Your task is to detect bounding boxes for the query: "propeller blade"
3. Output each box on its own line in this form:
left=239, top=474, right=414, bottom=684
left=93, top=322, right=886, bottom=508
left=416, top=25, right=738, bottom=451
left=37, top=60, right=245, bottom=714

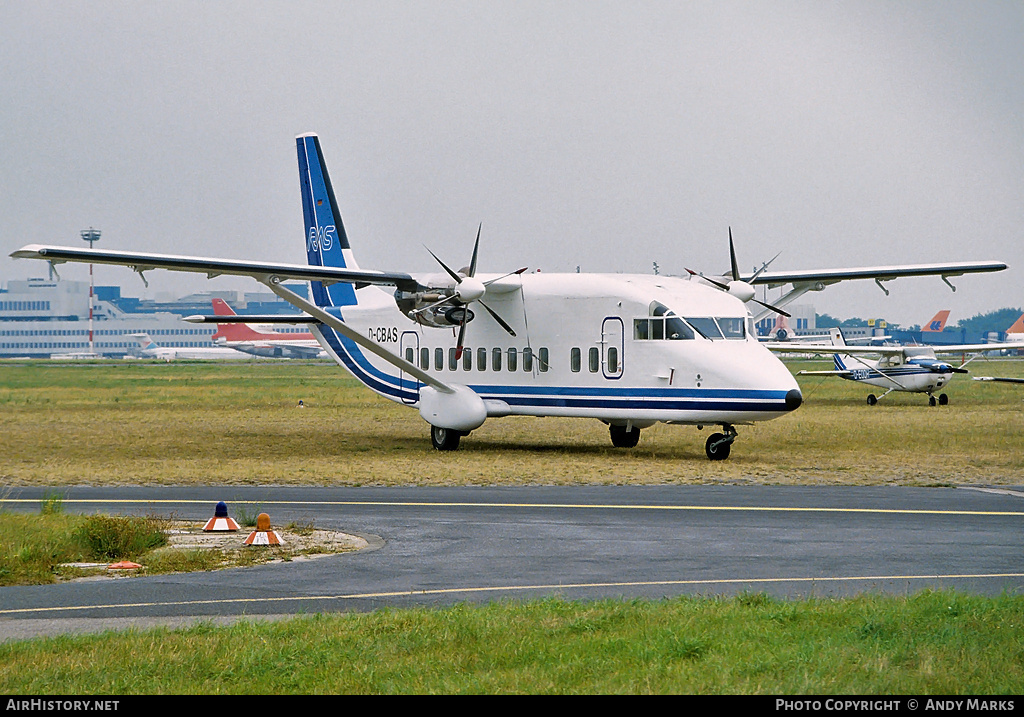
left=483, top=267, right=529, bottom=286
left=478, top=300, right=517, bottom=336
left=749, top=250, right=782, bottom=282
left=455, top=316, right=468, bottom=360
left=753, top=298, right=791, bottom=318
left=728, top=227, right=740, bottom=282
left=425, top=246, right=463, bottom=285
left=685, top=268, right=730, bottom=292
left=468, top=223, right=481, bottom=277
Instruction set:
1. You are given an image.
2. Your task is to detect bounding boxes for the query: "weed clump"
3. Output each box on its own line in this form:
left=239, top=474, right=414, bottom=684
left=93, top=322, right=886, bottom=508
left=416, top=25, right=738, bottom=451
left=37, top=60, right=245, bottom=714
left=72, top=514, right=168, bottom=560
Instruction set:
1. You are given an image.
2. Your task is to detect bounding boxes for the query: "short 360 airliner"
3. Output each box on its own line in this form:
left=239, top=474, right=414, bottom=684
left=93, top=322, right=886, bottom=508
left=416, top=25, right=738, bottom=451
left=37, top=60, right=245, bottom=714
left=12, top=134, right=1010, bottom=458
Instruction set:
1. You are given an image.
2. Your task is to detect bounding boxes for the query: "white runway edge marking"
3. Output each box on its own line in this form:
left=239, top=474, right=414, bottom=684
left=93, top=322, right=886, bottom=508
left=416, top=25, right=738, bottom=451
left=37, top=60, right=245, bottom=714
left=3, top=573, right=1024, bottom=617
left=4, top=498, right=1024, bottom=517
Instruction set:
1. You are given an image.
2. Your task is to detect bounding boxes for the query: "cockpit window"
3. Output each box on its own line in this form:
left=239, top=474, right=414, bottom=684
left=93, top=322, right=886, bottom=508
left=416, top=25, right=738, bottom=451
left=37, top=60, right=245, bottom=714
left=716, top=317, right=746, bottom=339
left=684, top=317, right=723, bottom=339
left=636, top=303, right=745, bottom=341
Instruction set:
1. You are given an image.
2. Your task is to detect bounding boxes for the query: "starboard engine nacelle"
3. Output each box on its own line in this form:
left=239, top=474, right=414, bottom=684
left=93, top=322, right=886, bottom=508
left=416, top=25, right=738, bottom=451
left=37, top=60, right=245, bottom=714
left=394, top=289, right=475, bottom=329
left=418, top=384, right=487, bottom=432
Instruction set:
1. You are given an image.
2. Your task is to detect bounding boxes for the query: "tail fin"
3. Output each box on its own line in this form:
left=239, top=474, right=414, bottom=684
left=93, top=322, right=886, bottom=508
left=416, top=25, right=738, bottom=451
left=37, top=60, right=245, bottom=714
left=923, top=310, right=950, bottom=332
left=828, top=328, right=847, bottom=347
left=130, top=333, right=157, bottom=350
left=1006, top=312, right=1024, bottom=335
left=296, top=132, right=358, bottom=307
left=210, top=299, right=264, bottom=342
left=833, top=353, right=847, bottom=371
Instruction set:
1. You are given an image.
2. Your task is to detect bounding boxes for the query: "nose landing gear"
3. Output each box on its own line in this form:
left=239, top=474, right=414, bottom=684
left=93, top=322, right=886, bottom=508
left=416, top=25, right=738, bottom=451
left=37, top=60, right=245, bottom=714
left=705, top=424, right=738, bottom=461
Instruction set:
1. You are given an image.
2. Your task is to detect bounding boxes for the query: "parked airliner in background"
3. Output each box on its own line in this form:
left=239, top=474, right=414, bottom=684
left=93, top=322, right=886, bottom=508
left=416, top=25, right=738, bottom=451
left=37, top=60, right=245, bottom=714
left=11, top=134, right=1013, bottom=458
left=185, top=298, right=325, bottom=359
left=130, top=333, right=250, bottom=361
left=768, top=328, right=1024, bottom=406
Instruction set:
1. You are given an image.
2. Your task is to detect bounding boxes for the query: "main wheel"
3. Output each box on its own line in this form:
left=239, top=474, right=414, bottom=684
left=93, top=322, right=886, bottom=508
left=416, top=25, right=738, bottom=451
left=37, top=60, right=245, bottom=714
left=430, top=425, right=461, bottom=451
left=705, top=433, right=731, bottom=461
left=609, top=424, right=641, bottom=448
left=938, top=393, right=949, bottom=406
left=866, top=394, right=877, bottom=406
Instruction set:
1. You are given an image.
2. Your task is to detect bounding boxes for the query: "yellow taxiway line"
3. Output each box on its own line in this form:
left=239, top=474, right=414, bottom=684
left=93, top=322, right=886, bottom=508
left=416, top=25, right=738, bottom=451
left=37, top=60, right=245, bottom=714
left=3, top=572, right=1024, bottom=617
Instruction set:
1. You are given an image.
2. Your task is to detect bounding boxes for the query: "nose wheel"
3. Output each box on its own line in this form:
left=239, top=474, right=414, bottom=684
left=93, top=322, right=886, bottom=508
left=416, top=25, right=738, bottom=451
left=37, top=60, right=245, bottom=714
left=705, top=424, right=737, bottom=461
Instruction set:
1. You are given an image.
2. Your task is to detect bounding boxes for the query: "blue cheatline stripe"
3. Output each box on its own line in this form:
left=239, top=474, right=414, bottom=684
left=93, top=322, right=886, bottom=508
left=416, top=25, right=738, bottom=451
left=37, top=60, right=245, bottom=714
left=317, top=320, right=793, bottom=413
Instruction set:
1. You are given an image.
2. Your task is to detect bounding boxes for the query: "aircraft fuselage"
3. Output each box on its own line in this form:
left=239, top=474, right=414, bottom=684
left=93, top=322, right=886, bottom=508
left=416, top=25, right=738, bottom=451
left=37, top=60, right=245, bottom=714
left=312, top=272, right=803, bottom=427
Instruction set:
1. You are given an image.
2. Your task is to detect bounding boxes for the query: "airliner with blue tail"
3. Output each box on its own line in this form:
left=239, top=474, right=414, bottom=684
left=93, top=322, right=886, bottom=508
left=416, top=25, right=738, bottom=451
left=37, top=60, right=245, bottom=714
left=12, top=134, right=1014, bottom=457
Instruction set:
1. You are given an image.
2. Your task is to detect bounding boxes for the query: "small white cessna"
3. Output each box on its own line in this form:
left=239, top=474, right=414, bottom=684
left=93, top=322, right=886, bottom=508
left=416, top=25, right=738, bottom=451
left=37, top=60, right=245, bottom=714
left=11, top=134, right=1012, bottom=458
left=768, top=328, right=1024, bottom=406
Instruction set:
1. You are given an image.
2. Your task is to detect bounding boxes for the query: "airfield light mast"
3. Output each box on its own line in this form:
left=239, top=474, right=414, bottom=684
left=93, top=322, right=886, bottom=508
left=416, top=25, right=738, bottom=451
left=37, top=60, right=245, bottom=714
left=81, top=228, right=101, bottom=355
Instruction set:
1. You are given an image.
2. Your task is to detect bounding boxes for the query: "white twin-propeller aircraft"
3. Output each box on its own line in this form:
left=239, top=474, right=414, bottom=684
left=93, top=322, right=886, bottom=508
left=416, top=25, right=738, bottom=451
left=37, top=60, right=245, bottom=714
left=11, top=134, right=1012, bottom=458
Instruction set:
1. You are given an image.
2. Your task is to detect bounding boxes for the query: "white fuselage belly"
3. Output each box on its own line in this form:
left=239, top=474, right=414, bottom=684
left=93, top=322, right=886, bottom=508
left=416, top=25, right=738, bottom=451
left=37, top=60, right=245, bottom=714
left=312, top=273, right=800, bottom=426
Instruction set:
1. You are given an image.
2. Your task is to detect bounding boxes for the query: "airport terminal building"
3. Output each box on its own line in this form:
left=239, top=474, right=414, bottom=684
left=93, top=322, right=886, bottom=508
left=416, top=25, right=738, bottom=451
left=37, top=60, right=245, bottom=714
left=0, top=278, right=307, bottom=359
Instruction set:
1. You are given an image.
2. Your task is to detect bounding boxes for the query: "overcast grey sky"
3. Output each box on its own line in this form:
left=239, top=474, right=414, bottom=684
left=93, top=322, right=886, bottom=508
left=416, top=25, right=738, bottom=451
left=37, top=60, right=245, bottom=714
left=2, top=1, right=1021, bottom=326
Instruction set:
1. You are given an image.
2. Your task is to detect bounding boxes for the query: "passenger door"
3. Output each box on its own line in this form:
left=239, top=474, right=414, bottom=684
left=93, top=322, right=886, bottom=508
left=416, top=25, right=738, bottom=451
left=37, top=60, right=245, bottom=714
left=601, top=317, right=624, bottom=380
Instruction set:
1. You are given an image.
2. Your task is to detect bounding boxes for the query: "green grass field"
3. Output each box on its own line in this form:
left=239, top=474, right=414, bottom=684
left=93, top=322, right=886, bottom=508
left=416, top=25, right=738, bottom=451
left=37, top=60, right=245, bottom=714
left=1, top=358, right=1022, bottom=486
left=2, top=359, right=1023, bottom=694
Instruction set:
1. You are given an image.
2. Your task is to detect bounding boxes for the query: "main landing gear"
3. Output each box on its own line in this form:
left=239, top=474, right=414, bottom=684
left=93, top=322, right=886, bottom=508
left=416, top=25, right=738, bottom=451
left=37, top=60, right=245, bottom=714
left=609, top=423, right=641, bottom=448
left=866, top=392, right=948, bottom=406
left=704, top=424, right=738, bottom=461
left=430, top=425, right=463, bottom=451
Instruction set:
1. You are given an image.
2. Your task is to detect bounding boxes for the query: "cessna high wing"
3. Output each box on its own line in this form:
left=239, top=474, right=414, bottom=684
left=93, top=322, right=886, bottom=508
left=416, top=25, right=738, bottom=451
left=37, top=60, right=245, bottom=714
left=10, top=133, right=1012, bottom=458
left=768, top=328, right=1024, bottom=406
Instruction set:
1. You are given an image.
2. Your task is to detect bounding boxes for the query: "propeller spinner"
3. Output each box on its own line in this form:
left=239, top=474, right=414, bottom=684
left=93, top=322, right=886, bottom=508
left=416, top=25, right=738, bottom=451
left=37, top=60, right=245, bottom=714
left=420, top=225, right=525, bottom=359
left=686, top=228, right=791, bottom=318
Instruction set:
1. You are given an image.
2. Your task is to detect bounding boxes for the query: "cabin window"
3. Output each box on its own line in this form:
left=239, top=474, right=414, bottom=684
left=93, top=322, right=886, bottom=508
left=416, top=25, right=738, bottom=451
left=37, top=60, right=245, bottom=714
left=463, top=348, right=472, bottom=371
left=570, top=347, right=581, bottom=372
left=405, top=347, right=414, bottom=363
left=538, top=347, right=549, bottom=372
left=449, top=347, right=458, bottom=371
left=589, top=347, right=599, bottom=372
left=435, top=347, right=444, bottom=370
left=421, top=347, right=430, bottom=369
left=492, top=347, right=502, bottom=371
left=607, top=346, right=618, bottom=373
left=477, top=347, right=487, bottom=371
left=507, top=347, right=518, bottom=372
left=523, top=348, right=533, bottom=372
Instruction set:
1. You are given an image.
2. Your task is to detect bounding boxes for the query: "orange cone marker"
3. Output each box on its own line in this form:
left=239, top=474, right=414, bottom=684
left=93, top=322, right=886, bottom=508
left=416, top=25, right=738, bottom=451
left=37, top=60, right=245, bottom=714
left=108, top=561, right=142, bottom=570
left=203, top=501, right=240, bottom=532
left=244, top=513, right=283, bottom=546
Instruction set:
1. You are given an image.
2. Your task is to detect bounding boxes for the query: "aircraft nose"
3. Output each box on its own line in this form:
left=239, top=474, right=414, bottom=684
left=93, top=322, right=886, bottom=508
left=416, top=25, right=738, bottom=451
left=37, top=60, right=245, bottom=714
left=785, top=388, right=803, bottom=411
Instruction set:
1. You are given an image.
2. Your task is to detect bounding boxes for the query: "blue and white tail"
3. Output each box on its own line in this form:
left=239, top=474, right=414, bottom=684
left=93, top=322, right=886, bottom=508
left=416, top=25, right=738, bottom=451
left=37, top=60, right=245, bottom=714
left=296, top=132, right=358, bottom=308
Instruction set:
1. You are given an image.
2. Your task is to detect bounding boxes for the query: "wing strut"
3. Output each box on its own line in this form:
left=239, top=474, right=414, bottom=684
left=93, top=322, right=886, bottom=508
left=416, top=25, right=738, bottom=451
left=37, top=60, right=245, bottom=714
left=260, top=275, right=454, bottom=394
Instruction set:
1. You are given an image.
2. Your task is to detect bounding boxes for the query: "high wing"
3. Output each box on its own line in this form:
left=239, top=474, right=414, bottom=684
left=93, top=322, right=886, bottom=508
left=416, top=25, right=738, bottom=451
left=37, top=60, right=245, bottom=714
left=767, top=340, right=1024, bottom=356
left=11, top=242, right=463, bottom=397
left=738, top=260, right=1008, bottom=322
left=765, top=341, right=907, bottom=355
left=10, top=244, right=424, bottom=292
left=926, top=341, right=1024, bottom=354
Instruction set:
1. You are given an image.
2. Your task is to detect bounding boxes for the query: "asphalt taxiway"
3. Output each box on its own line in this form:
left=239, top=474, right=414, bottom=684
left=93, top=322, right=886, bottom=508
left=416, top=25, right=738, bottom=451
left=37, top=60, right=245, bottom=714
left=2, top=485, right=1023, bottom=641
